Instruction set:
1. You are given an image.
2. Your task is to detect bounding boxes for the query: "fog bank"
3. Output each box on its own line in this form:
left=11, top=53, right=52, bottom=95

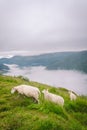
left=4, top=65, right=87, bottom=95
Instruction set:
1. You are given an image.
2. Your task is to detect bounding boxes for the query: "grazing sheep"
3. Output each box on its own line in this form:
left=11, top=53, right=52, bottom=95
left=42, top=89, right=64, bottom=106
left=11, top=85, right=40, bottom=103
left=68, top=90, right=77, bottom=101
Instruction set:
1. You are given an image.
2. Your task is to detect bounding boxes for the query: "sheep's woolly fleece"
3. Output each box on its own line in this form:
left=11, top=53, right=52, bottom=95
left=11, top=85, right=40, bottom=103
left=42, top=89, right=64, bottom=106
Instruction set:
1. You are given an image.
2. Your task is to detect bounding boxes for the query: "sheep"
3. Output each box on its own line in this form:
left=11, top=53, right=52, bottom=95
left=68, top=90, right=77, bottom=101
left=11, top=85, right=40, bottom=103
left=42, top=89, right=64, bottom=106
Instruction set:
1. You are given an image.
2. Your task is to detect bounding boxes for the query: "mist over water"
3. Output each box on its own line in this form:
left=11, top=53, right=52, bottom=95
left=4, top=64, right=87, bottom=95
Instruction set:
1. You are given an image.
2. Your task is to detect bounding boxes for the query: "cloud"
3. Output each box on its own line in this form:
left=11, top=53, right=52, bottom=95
left=0, top=0, right=87, bottom=52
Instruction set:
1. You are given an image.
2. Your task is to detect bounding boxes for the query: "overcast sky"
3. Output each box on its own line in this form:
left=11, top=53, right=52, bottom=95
left=0, top=0, right=87, bottom=53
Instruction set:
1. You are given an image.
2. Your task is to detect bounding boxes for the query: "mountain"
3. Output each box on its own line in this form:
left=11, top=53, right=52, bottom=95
left=0, top=50, right=87, bottom=73
left=0, top=64, right=9, bottom=74
left=0, top=75, right=87, bottom=130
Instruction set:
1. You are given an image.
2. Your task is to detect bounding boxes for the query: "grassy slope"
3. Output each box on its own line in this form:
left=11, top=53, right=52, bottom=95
left=0, top=75, right=87, bottom=130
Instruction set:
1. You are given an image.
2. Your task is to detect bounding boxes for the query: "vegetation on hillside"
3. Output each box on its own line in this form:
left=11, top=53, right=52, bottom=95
left=0, top=75, right=87, bottom=130
left=0, top=50, right=87, bottom=73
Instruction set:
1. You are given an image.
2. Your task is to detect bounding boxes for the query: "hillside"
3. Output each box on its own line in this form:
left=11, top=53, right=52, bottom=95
left=0, top=50, right=87, bottom=73
left=0, top=75, right=87, bottom=130
left=0, top=64, right=9, bottom=74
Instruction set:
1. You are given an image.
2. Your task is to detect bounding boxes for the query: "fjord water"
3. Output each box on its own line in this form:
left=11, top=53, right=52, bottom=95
left=5, top=64, right=87, bottom=95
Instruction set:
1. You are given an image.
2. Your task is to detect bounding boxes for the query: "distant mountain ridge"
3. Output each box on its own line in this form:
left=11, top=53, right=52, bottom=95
left=0, top=50, right=87, bottom=73
left=0, top=64, right=9, bottom=74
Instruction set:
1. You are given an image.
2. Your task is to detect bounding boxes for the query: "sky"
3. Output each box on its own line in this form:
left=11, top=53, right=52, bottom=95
left=0, top=0, right=87, bottom=54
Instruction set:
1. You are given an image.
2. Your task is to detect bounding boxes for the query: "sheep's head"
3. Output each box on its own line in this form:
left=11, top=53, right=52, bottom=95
left=68, top=90, right=72, bottom=94
left=42, top=89, right=48, bottom=94
left=11, top=87, right=16, bottom=94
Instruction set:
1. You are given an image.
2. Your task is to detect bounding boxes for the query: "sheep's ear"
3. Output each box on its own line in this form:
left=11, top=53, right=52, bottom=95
left=11, top=88, right=16, bottom=94
left=68, top=90, right=71, bottom=92
left=69, top=90, right=72, bottom=94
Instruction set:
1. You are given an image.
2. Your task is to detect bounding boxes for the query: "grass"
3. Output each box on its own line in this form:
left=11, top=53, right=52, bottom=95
left=0, top=75, right=87, bottom=130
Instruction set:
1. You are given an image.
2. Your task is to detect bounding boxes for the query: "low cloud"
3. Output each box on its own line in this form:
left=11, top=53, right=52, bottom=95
left=0, top=0, right=87, bottom=52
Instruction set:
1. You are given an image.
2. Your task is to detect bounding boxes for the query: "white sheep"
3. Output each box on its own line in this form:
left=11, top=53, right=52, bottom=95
left=42, top=89, right=64, bottom=106
left=11, top=85, right=40, bottom=103
left=68, top=90, right=77, bottom=101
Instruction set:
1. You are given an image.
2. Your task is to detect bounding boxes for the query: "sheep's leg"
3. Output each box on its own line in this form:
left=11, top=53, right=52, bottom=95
left=35, top=97, right=40, bottom=104
left=37, top=99, right=40, bottom=104
left=31, top=97, right=37, bottom=103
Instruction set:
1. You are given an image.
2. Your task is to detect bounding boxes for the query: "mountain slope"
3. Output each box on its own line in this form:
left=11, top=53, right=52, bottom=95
left=0, top=50, right=87, bottom=73
left=0, top=64, right=9, bottom=74
left=0, top=75, right=87, bottom=130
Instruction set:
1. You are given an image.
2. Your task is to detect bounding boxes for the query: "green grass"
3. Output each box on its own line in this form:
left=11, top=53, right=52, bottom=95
left=0, top=75, right=87, bottom=130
